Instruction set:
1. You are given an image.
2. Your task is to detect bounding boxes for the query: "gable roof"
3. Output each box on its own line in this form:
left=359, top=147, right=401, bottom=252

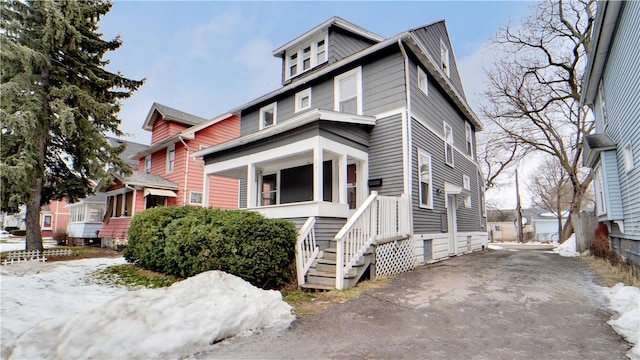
left=108, top=137, right=149, bottom=170
left=272, top=16, right=385, bottom=58
left=142, top=102, right=208, bottom=131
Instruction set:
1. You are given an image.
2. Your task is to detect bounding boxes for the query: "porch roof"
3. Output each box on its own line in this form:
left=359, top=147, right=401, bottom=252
left=193, top=109, right=375, bottom=159
left=101, top=173, right=179, bottom=191
left=583, top=133, right=617, bottom=168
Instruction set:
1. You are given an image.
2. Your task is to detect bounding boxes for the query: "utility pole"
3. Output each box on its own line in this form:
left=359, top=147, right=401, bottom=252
left=515, top=169, right=524, bottom=243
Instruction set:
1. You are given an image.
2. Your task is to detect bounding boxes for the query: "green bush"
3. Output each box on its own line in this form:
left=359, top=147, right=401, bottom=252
left=125, top=206, right=297, bottom=289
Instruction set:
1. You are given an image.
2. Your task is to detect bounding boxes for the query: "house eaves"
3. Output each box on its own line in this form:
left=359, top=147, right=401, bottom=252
left=272, top=16, right=385, bottom=58
left=142, top=102, right=208, bottom=131
left=583, top=133, right=617, bottom=168
left=193, top=109, right=376, bottom=159
left=581, top=0, right=623, bottom=106
left=114, top=173, right=179, bottom=190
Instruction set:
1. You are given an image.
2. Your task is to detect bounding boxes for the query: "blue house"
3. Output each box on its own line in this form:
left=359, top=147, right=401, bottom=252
left=582, top=1, right=640, bottom=264
left=195, top=17, right=488, bottom=289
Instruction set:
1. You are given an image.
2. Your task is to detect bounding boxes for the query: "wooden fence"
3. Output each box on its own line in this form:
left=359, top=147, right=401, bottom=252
left=572, top=212, right=596, bottom=253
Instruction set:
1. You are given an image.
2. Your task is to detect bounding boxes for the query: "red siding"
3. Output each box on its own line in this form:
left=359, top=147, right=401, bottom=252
left=151, top=117, right=189, bottom=145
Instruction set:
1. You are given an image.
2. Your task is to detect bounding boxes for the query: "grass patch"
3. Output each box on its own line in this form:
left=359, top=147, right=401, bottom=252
left=89, top=264, right=180, bottom=289
left=282, top=277, right=392, bottom=317
left=582, top=256, right=640, bottom=288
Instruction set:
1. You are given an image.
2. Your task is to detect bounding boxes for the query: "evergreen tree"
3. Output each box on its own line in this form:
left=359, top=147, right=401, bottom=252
left=1, top=0, right=143, bottom=250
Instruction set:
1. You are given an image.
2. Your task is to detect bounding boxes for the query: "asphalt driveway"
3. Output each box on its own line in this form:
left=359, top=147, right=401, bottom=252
left=195, top=249, right=629, bottom=359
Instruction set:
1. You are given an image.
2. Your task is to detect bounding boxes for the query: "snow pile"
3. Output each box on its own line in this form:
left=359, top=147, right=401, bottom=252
left=553, top=234, right=580, bottom=257
left=3, top=258, right=294, bottom=360
left=602, top=283, right=640, bottom=360
left=488, top=244, right=504, bottom=250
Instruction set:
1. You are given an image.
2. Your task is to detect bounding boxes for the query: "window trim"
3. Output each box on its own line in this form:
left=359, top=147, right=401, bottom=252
left=294, top=88, right=312, bottom=113
left=334, top=67, right=363, bottom=115
left=285, top=33, right=328, bottom=80
left=623, top=143, right=634, bottom=173
left=189, top=191, right=204, bottom=206
left=260, top=172, right=279, bottom=206
left=417, top=66, right=428, bottom=96
left=418, top=149, right=433, bottom=209
left=145, top=154, right=152, bottom=174
left=444, top=121, right=454, bottom=167
left=41, top=214, right=53, bottom=230
left=259, top=102, right=277, bottom=130
left=440, top=39, right=450, bottom=77
left=594, top=164, right=607, bottom=216
left=463, top=174, right=471, bottom=208
left=465, top=122, right=474, bottom=159
left=166, top=144, right=175, bottom=173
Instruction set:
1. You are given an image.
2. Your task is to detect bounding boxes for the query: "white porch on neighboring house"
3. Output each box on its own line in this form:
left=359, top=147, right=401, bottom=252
left=202, top=135, right=369, bottom=220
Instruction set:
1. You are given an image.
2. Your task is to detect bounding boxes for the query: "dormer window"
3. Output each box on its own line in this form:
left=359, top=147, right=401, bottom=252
left=285, top=33, right=328, bottom=80
left=260, top=103, right=277, bottom=129
left=440, top=39, right=450, bottom=77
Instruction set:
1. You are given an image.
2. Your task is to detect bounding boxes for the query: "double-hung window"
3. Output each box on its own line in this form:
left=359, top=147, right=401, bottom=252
left=417, top=66, right=428, bottom=95
left=465, top=122, right=474, bottom=158
left=189, top=191, right=203, bottom=206
left=145, top=155, right=152, bottom=174
left=295, top=88, right=311, bottom=112
left=440, top=39, right=450, bottom=77
left=444, top=122, right=454, bottom=167
left=463, top=174, right=471, bottom=208
left=261, top=174, right=277, bottom=206
left=41, top=214, right=53, bottom=230
left=166, top=145, right=175, bottom=173
left=334, top=67, right=362, bottom=115
left=259, top=103, right=277, bottom=129
left=418, top=149, right=433, bottom=208
left=594, top=165, right=606, bottom=215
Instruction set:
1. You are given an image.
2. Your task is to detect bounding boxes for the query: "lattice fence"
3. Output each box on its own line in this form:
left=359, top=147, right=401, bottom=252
left=375, top=238, right=415, bottom=277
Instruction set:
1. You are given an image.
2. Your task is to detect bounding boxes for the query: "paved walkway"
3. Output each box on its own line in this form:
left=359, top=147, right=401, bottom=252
left=196, top=250, right=629, bottom=359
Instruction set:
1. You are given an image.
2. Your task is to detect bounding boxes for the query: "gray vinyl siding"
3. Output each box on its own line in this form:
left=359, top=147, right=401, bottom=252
left=598, top=1, right=640, bottom=236
left=411, top=118, right=482, bottom=234
left=410, top=23, right=467, bottom=102
left=363, top=52, right=406, bottom=115
left=287, top=217, right=347, bottom=250
left=600, top=150, right=623, bottom=220
left=329, top=27, right=376, bottom=64
left=368, top=114, right=404, bottom=196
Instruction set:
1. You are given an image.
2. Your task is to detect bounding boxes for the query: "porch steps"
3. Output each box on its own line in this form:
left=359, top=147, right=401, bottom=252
left=301, top=244, right=374, bottom=290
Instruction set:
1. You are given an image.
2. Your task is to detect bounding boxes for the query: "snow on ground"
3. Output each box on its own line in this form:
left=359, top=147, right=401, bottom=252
left=487, top=244, right=504, bottom=250
left=553, top=234, right=580, bottom=257
left=602, top=283, right=640, bottom=360
left=0, top=237, right=57, bottom=252
left=1, top=257, right=294, bottom=359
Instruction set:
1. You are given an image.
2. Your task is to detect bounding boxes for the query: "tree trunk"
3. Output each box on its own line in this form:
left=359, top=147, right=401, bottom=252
left=556, top=204, right=563, bottom=243
left=25, top=178, right=44, bottom=252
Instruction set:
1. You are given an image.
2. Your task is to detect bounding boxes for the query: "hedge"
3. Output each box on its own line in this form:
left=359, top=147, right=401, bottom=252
left=124, top=207, right=297, bottom=289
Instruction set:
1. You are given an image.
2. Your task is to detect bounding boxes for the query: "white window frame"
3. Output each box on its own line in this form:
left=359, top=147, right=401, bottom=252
left=189, top=191, right=204, bottom=206
left=594, top=164, right=607, bottom=216
left=260, top=172, right=279, bottom=206
left=598, top=81, right=608, bottom=127
left=417, top=66, right=428, bottom=96
left=285, top=33, right=328, bottom=80
left=334, top=67, right=363, bottom=115
left=623, top=143, right=634, bottom=173
left=145, top=154, right=152, bottom=174
left=444, top=121, right=454, bottom=167
left=166, top=144, right=175, bottom=173
left=295, top=88, right=312, bottom=113
left=41, top=214, right=53, bottom=230
left=440, top=39, right=450, bottom=77
left=259, top=102, right=277, bottom=130
left=465, top=122, right=474, bottom=158
left=463, top=174, right=471, bottom=208
left=418, top=149, right=433, bottom=209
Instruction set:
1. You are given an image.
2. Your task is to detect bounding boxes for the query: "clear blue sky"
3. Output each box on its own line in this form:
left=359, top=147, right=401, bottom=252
left=99, top=1, right=534, bottom=144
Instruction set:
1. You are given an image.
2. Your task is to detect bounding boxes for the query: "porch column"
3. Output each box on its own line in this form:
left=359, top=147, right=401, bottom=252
left=313, top=142, right=323, bottom=202
left=203, top=174, right=210, bottom=207
left=338, top=154, right=347, bottom=204
left=359, top=160, right=369, bottom=207
left=247, top=164, right=257, bottom=208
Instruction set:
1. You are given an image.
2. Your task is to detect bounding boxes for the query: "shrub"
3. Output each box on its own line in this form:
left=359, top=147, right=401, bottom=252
left=591, top=222, right=610, bottom=259
left=53, top=230, right=70, bottom=245
left=125, top=206, right=297, bottom=289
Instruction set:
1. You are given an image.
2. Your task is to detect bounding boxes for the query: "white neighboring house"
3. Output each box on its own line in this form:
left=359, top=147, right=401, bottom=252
left=582, top=0, right=640, bottom=264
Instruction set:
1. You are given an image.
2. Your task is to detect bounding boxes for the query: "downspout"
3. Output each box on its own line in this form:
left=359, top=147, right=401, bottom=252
left=179, top=136, right=190, bottom=206
left=398, top=38, right=414, bottom=238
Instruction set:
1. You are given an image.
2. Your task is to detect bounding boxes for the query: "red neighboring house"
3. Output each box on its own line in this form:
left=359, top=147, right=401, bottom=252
left=98, top=103, right=240, bottom=245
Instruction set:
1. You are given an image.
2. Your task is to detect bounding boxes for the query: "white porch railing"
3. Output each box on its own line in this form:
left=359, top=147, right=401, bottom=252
left=334, top=191, right=410, bottom=289
left=295, top=216, right=319, bottom=286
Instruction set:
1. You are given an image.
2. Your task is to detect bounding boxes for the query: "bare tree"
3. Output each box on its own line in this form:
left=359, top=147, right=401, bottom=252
left=527, top=157, right=573, bottom=239
left=482, top=0, right=596, bottom=241
left=478, top=124, right=531, bottom=190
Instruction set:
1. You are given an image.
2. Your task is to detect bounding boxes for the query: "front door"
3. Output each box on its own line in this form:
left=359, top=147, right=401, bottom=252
left=447, top=195, right=458, bottom=256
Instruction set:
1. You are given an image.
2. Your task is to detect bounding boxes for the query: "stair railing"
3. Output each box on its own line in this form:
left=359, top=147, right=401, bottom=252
left=295, top=216, right=319, bottom=286
left=334, top=192, right=411, bottom=289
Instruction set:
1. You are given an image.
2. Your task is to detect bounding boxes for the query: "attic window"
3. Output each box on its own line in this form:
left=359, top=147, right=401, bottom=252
left=295, top=88, right=312, bottom=112
left=285, top=33, right=328, bottom=80
left=465, top=122, right=473, bottom=158
left=417, top=66, right=428, bottom=95
left=440, top=39, right=450, bottom=77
